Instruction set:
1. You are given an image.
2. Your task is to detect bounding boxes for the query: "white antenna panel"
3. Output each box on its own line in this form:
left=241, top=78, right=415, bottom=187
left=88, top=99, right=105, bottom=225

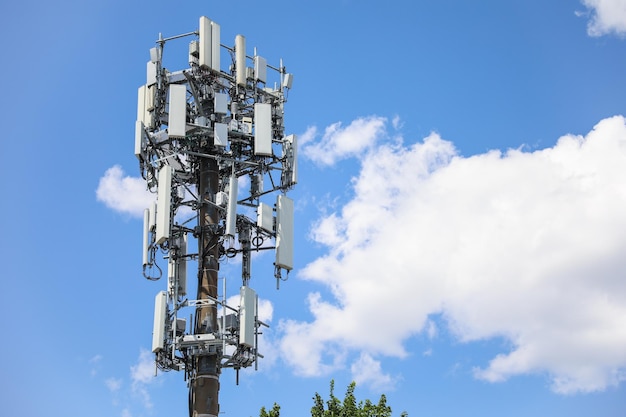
left=199, top=16, right=212, bottom=69
left=275, top=195, right=294, bottom=270
left=211, top=21, right=220, bottom=71
left=146, top=85, right=155, bottom=111
left=149, top=47, right=160, bottom=63
left=155, top=165, right=172, bottom=245
left=283, top=73, right=293, bottom=89
left=225, top=173, right=238, bottom=237
left=235, top=34, right=246, bottom=87
left=142, top=208, right=150, bottom=266
left=135, top=120, right=145, bottom=160
left=146, top=61, right=157, bottom=86
left=149, top=201, right=157, bottom=231
left=168, top=84, right=187, bottom=138
left=254, top=103, right=272, bottom=156
left=152, top=291, right=167, bottom=353
left=214, top=93, right=228, bottom=114
left=199, top=17, right=220, bottom=71
left=137, top=85, right=154, bottom=127
left=137, top=85, right=146, bottom=124
left=239, top=286, right=257, bottom=348
left=216, top=191, right=228, bottom=207
left=214, top=122, right=227, bottom=147
left=254, top=56, right=267, bottom=83
left=257, top=202, right=273, bottom=232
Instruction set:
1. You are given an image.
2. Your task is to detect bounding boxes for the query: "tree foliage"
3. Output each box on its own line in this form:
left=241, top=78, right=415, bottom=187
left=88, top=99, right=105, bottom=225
left=312, top=380, right=393, bottom=417
left=259, top=402, right=281, bottom=417
left=259, top=380, right=406, bottom=417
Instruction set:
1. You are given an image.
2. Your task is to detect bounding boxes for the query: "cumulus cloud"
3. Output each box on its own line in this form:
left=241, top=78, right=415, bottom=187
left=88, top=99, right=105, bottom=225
left=279, top=115, right=626, bottom=394
left=130, top=349, right=156, bottom=409
left=581, top=0, right=626, bottom=36
left=350, top=353, right=397, bottom=392
left=301, top=116, right=388, bottom=166
left=96, top=165, right=153, bottom=217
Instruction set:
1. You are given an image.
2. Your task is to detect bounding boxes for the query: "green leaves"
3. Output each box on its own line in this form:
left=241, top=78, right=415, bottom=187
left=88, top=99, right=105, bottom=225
left=311, top=380, right=398, bottom=417
left=259, top=403, right=281, bottom=417
left=260, top=380, right=406, bottom=417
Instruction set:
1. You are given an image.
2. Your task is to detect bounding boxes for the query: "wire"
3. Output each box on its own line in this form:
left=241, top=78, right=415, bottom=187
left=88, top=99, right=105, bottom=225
left=143, top=261, right=162, bottom=281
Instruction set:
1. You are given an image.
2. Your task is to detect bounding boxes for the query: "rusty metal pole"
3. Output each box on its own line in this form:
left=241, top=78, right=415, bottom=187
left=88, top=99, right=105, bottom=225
left=190, top=157, right=220, bottom=417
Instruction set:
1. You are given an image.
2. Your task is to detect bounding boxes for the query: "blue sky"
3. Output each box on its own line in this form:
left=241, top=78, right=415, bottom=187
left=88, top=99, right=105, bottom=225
left=2, top=0, right=626, bottom=416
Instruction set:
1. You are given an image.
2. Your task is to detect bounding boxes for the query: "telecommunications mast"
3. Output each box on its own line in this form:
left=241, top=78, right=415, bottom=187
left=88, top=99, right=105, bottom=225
left=135, top=16, right=296, bottom=417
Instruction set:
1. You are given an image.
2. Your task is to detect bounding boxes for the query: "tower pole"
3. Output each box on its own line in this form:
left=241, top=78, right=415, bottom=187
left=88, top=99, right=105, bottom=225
left=191, top=157, right=221, bottom=417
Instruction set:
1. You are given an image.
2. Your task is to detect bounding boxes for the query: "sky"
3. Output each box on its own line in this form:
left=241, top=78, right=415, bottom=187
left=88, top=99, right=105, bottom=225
left=1, top=0, right=626, bottom=416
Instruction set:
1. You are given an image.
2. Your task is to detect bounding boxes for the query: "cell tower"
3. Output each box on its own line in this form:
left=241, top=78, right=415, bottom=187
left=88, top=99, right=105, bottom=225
left=135, top=16, right=296, bottom=417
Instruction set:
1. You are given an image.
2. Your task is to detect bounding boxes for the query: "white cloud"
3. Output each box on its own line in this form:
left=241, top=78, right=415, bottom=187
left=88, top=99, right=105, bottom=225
left=130, top=349, right=155, bottom=385
left=105, top=377, right=123, bottom=393
left=581, top=0, right=626, bottom=36
left=96, top=165, right=154, bottom=217
left=130, top=349, right=156, bottom=409
left=350, top=353, right=397, bottom=392
left=279, top=115, right=626, bottom=394
left=301, top=116, right=388, bottom=166
left=89, top=354, right=103, bottom=376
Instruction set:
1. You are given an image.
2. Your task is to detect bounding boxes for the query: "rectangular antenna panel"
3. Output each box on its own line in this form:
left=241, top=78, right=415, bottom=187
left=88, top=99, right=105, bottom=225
left=168, top=84, right=187, bottom=138
left=155, top=165, right=172, bottom=245
left=214, top=93, right=228, bottom=114
left=198, top=17, right=220, bottom=70
left=152, top=291, right=167, bottom=353
left=137, top=85, right=146, bottom=124
left=149, top=201, right=157, bottom=231
left=214, top=122, right=227, bottom=147
left=134, top=120, right=145, bottom=159
left=276, top=195, right=294, bottom=270
left=216, top=191, right=228, bottom=207
left=239, top=286, right=257, bottom=348
left=146, top=61, right=157, bottom=86
left=283, top=73, right=293, bottom=89
left=149, top=47, right=160, bottom=63
left=137, top=85, right=154, bottom=127
left=254, top=56, right=267, bottom=83
left=145, top=85, right=155, bottom=111
left=199, top=16, right=212, bottom=69
left=142, top=208, right=150, bottom=266
left=225, top=173, right=238, bottom=237
left=211, top=21, right=220, bottom=71
left=254, top=103, right=272, bottom=156
left=257, top=202, right=273, bottom=232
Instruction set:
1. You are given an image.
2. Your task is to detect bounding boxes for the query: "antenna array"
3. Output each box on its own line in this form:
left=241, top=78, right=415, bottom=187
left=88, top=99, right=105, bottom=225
left=135, top=16, right=296, bottom=417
